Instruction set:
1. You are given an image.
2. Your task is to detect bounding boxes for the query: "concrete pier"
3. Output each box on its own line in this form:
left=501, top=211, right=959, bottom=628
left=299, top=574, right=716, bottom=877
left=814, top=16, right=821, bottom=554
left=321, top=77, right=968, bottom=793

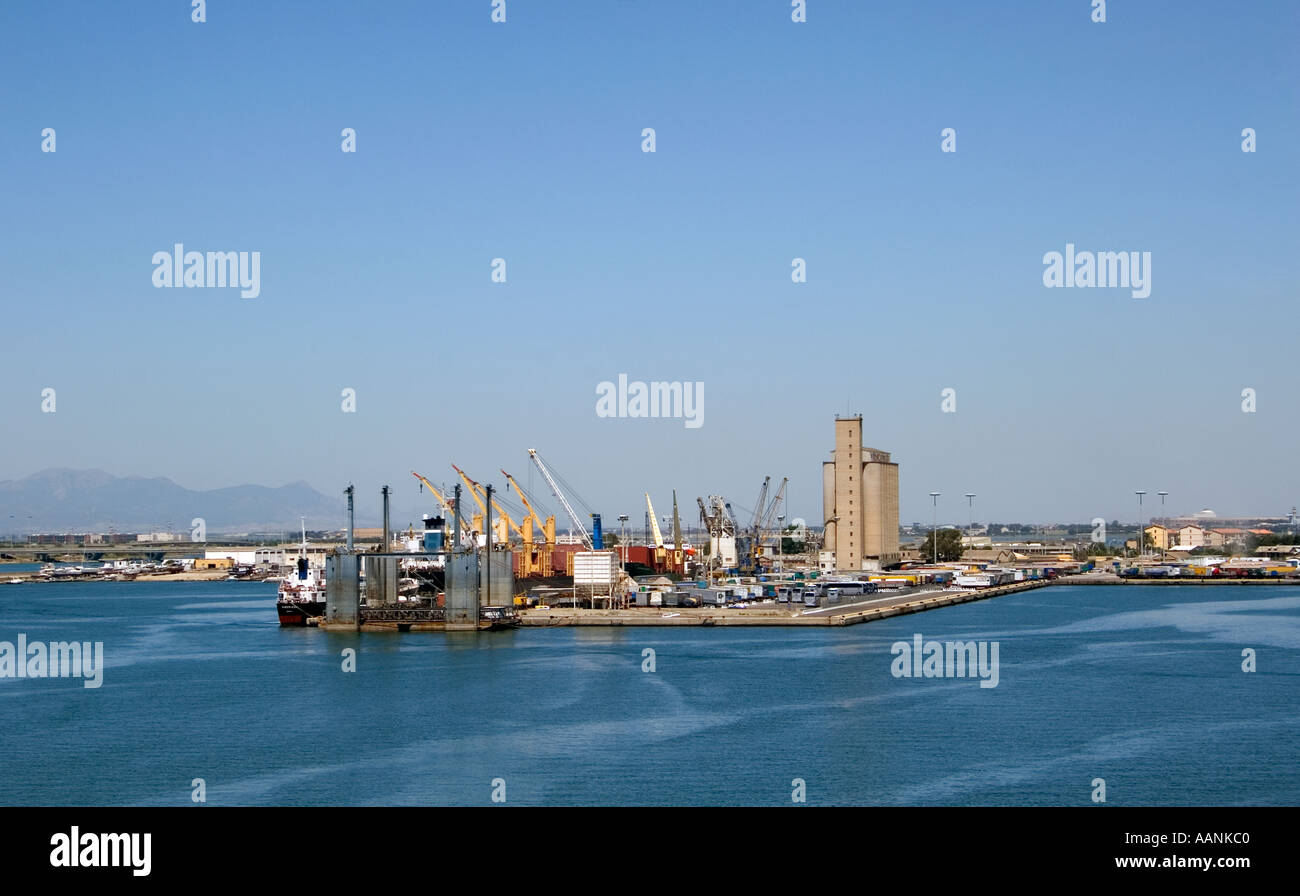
left=518, top=579, right=1051, bottom=627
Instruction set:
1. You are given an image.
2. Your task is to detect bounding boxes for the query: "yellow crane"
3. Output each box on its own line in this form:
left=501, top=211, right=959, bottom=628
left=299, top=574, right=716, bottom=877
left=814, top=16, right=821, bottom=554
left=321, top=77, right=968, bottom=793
left=501, top=468, right=557, bottom=577
left=501, top=470, right=555, bottom=539
left=450, top=464, right=514, bottom=548
left=410, top=471, right=477, bottom=542
left=455, top=464, right=563, bottom=580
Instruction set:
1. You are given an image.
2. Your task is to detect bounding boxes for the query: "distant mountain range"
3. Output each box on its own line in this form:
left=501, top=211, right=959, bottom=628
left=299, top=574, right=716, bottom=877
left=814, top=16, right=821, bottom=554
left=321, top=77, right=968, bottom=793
left=0, top=469, right=346, bottom=534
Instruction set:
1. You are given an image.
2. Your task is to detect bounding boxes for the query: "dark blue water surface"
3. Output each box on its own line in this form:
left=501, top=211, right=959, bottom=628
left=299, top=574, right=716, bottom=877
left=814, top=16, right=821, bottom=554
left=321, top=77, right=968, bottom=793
left=1, top=582, right=1296, bottom=806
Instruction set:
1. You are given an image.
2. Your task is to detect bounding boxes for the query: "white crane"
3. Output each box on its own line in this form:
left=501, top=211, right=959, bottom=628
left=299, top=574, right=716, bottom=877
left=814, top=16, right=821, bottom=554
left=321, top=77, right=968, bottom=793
left=527, top=449, right=593, bottom=551
left=646, top=493, right=665, bottom=548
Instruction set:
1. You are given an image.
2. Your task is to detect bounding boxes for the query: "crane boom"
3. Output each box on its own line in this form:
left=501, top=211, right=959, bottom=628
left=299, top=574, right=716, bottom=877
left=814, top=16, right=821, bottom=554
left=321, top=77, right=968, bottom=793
left=646, top=493, right=665, bottom=548
left=501, top=469, right=549, bottom=533
left=756, top=476, right=788, bottom=550
left=501, top=468, right=555, bottom=579
left=451, top=464, right=489, bottom=518
left=672, top=490, right=682, bottom=549
left=410, top=471, right=473, bottom=539
left=452, top=464, right=519, bottom=542
left=528, top=449, right=593, bottom=550
left=502, top=469, right=557, bottom=546
left=751, top=476, right=770, bottom=529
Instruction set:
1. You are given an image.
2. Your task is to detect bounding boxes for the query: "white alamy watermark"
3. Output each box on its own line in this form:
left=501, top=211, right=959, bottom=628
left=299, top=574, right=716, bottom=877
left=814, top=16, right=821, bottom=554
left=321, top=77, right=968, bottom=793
left=0, top=634, right=104, bottom=688
left=940, top=387, right=956, bottom=413
left=50, top=828, right=150, bottom=877
left=596, top=375, right=703, bottom=429
left=1042, top=243, right=1150, bottom=299
left=152, top=243, right=261, bottom=298
left=891, top=633, right=999, bottom=688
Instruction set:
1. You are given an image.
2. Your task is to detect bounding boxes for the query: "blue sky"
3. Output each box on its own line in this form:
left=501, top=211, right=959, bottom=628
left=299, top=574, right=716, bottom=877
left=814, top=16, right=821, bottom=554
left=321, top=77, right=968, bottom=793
left=1, top=0, right=1296, bottom=530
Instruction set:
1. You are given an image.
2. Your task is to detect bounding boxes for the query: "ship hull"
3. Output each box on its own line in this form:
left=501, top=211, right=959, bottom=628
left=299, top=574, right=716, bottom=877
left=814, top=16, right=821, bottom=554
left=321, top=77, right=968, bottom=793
left=277, top=599, right=326, bottom=627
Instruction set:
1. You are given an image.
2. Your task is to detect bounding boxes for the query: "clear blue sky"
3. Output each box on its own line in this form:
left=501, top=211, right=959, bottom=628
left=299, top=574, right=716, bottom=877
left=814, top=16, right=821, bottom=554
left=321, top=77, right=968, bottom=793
left=1, top=0, right=1296, bottom=530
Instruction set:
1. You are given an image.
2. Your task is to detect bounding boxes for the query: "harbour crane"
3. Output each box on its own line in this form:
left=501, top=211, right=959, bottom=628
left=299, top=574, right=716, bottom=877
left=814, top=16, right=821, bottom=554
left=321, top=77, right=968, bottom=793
left=411, top=471, right=476, bottom=542
left=645, top=493, right=665, bottom=548
left=646, top=492, right=669, bottom=570
left=453, top=464, right=558, bottom=579
left=671, top=489, right=686, bottom=570
left=697, top=494, right=739, bottom=575
left=501, top=468, right=556, bottom=578
left=500, top=469, right=556, bottom=543
left=528, top=449, right=594, bottom=550
left=451, top=464, right=514, bottom=547
left=753, top=477, right=788, bottom=560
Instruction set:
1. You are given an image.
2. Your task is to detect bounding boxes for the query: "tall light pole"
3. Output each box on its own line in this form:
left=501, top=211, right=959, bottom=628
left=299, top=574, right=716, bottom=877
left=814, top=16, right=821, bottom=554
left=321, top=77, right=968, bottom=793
left=618, top=514, right=629, bottom=568
left=930, top=492, right=941, bottom=564
left=777, top=514, right=785, bottom=569
left=1156, top=492, right=1168, bottom=553
left=964, top=493, right=976, bottom=545
left=1135, top=490, right=1146, bottom=558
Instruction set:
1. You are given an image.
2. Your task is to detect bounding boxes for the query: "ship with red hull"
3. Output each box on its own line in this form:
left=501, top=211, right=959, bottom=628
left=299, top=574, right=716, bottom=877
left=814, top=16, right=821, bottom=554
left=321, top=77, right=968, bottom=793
left=278, top=523, right=326, bottom=626
left=277, top=554, right=326, bottom=626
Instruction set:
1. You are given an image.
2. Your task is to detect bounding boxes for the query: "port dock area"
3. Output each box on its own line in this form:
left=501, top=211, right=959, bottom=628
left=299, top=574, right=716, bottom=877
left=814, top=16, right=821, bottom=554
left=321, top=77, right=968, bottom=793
left=518, top=579, right=1050, bottom=627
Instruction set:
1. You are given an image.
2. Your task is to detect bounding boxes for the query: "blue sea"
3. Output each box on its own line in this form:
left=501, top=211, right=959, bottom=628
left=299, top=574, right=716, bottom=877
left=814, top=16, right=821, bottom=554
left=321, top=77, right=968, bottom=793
left=1, top=582, right=1297, bottom=806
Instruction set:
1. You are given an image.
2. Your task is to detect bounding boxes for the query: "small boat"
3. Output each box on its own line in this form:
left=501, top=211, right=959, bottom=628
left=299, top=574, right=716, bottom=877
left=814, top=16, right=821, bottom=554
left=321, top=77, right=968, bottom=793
left=479, top=605, right=520, bottom=630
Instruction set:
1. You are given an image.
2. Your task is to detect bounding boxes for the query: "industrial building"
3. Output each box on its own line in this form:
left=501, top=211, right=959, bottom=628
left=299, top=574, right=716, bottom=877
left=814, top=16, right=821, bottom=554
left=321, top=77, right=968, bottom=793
left=822, top=415, right=900, bottom=570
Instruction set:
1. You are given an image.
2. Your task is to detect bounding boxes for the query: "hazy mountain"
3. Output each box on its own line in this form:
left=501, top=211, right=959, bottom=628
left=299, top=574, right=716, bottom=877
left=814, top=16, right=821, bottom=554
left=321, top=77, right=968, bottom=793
left=0, top=469, right=346, bottom=534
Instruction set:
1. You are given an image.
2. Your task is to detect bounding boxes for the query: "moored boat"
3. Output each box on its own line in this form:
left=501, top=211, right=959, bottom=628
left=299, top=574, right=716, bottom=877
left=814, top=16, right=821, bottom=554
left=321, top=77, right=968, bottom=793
left=277, top=520, right=326, bottom=626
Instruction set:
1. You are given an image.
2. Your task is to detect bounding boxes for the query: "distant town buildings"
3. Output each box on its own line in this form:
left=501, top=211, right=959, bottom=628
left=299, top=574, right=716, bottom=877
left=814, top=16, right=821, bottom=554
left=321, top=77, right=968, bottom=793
left=25, top=532, right=141, bottom=545
left=1145, top=523, right=1275, bottom=552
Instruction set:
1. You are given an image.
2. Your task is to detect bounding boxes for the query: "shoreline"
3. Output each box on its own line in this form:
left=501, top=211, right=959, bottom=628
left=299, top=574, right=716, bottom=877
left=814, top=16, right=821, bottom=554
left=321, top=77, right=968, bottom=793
left=3, top=570, right=252, bottom=583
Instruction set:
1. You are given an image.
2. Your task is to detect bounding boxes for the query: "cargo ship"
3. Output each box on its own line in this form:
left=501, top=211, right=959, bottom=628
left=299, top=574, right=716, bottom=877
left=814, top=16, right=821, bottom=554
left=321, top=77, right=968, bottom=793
left=277, top=523, right=326, bottom=626
left=277, top=556, right=326, bottom=626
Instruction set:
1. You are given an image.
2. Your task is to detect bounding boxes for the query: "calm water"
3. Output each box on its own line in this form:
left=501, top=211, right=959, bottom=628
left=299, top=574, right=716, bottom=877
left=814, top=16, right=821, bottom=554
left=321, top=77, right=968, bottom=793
left=1, top=582, right=1297, bottom=806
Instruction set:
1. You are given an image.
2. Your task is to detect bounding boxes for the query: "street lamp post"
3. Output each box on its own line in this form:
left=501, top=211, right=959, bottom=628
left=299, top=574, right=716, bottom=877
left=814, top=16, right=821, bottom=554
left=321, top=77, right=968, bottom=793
left=929, top=492, right=941, bottom=564
left=1135, top=491, right=1147, bottom=558
left=777, top=514, right=785, bottom=569
left=1156, top=492, right=1168, bottom=554
left=618, top=514, right=629, bottom=568
left=964, top=493, right=976, bottom=547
